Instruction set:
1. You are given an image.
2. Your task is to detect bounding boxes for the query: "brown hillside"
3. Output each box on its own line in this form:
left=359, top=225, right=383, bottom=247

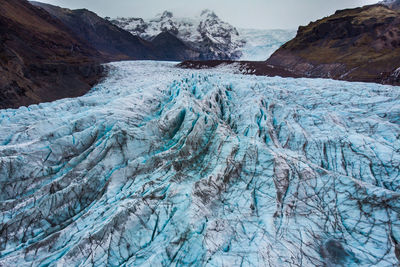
left=0, top=0, right=104, bottom=109
left=266, top=4, right=400, bottom=85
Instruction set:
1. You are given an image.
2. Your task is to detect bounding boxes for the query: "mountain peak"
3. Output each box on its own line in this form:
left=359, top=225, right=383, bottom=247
left=200, top=9, right=218, bottom=18
left=160, top=10, right=173, bottom=19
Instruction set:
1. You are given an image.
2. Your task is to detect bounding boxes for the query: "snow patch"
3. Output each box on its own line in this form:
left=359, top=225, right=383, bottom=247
left=393, top=66, right=400, bottom=77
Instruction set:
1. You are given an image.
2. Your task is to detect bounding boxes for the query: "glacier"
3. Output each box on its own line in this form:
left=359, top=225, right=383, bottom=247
left=239, top=29, right=296, bottom=61
left=0, top=61, right=400, bottom=266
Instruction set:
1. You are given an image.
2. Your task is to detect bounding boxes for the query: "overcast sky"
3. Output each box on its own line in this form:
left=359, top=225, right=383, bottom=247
left=35, top=0, right=378, bottom=29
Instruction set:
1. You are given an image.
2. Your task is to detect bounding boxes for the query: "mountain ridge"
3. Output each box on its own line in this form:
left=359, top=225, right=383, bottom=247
left=110, top=10, right=246, bottom=60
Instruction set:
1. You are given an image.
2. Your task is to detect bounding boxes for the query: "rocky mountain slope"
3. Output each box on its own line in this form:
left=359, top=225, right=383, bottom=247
left=31, top=2, right=156, bottom=61
left=265, top=4, right=400, bottom=85
left=31, top=2, right=202, bottom=61
left=1, top=60, right=399, bottom=266
left=150, top=31, right=201, bottom=60
left=0, top=0, right=104, bottom=109
left=110, top=10, right=246, bottom=60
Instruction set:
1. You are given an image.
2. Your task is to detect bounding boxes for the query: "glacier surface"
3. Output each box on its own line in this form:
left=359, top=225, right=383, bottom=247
left=239, top=29, right=296, bottom=61
left=0, top=61, right=400, bottom=266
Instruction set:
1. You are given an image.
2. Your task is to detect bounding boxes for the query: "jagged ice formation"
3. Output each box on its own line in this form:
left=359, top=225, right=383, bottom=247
left=0, top=61, right=400, bottom=266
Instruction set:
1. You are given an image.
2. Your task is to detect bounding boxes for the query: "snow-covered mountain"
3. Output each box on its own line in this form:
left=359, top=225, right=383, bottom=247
left=1, top=61, right=399, bottom=266
left=110, top=10, right=246, bottom=60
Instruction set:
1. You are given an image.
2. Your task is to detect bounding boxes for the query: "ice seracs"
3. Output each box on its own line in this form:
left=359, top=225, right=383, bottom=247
left=110, top=10, right=246, bottom=60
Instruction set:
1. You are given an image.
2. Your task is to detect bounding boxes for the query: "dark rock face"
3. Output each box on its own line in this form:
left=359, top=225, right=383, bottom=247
left=30, top=1, right=157, bottom=61
left=151, top=31, right=200, bottom=61
left=0, top=0, right=104, bottom=109
left=265, top=4, right=400, bottom=85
